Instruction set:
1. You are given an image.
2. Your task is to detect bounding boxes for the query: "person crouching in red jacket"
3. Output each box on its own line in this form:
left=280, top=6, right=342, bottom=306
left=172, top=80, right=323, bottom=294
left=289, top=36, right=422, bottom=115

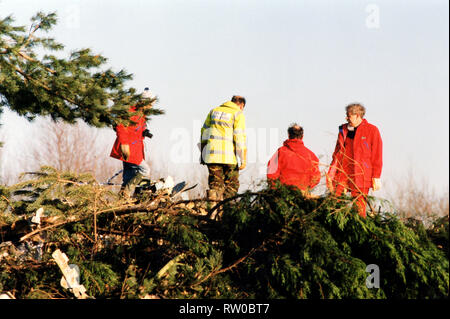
left=110, top=88, right=154, bottom=198
left=327, top=103, right=383, bottom=217
left=267, top=124, right=321, bottom=196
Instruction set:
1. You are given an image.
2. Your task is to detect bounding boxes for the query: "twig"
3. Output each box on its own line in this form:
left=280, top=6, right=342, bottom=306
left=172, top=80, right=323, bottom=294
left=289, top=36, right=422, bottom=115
left=97, top=227, right=141, bottom=237
left=190, top=243, right=262, bottom=288
left=1, top=195, right=15, bottom=214
left=93, top=192, right=98, bottom=243
left=17, top=50, right=56, bottom=74
left=206, top=192, right=262, bottom=219
left=22, top=21, right=41, bottom=49
left=19, top=202, right=157, bottom=242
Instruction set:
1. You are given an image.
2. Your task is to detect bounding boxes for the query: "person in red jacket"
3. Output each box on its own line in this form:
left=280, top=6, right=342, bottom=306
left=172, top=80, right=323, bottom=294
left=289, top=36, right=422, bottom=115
left=267, top=124, right=321, bottom=195
left=110, top=88, right=154, bottom=197
left=327, top=103, right=383, bottom=217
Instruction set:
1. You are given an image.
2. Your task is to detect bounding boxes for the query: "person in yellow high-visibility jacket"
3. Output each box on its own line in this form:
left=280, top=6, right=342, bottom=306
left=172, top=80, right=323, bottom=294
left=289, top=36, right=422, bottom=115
left=200, top=95, right=247, bottom=201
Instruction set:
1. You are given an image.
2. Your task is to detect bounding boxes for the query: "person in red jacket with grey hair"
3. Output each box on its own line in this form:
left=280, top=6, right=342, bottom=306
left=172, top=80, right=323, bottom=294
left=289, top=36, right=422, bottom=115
left=267, top=124, right=321, bottom=195
left=327, top=103, right=383, bottom=217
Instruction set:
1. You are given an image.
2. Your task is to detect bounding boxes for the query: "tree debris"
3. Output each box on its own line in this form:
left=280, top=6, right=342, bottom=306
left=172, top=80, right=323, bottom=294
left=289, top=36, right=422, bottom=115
left=0, top=167, right=448, bottom=299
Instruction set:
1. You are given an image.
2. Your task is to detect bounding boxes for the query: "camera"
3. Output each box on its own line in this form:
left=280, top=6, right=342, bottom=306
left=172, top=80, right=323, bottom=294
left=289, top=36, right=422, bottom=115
left=143, top=129, right=153, bottom=139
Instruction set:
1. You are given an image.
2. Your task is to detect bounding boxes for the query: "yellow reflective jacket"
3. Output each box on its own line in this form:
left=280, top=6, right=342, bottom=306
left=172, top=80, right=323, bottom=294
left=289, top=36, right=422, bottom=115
left=201, top=101, right=246, bottom=165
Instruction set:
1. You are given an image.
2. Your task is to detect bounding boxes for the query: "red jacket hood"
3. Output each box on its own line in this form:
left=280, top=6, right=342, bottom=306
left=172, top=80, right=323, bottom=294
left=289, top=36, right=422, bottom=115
left=283, top=139, right=304, bottom=151
left=267, top=138, right=321, bottom=191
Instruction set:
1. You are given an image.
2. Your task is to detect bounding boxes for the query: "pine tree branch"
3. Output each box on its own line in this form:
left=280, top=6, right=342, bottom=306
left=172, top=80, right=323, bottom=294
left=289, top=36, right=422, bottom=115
left=18, top=196, right=166, bottom=242
left=7, top=60, right=87, bottom=112
left=190, top=241, right=266, bottom=288
left=21, top=20, right=41, bottom=49
left=206, top=191, right=263, bottom=219
left=16, top=50, right=56, bottom=74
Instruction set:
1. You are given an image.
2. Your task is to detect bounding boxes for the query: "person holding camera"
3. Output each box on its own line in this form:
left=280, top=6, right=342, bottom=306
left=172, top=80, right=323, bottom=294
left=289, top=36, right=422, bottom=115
left=110, top=88, right=154, bottom=198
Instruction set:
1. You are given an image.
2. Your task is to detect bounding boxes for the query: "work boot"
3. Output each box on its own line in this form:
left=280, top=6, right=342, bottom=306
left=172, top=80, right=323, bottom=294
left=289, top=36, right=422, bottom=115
left=119, top=187, right=136, bottom=204
left=206, top=189, right=224, bottom=201
left=121, top=173, right=144, bottom=201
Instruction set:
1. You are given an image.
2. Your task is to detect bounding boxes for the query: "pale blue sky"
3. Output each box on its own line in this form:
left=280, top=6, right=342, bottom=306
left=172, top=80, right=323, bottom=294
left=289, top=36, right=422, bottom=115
left=0, top=0, right=448, bottom=196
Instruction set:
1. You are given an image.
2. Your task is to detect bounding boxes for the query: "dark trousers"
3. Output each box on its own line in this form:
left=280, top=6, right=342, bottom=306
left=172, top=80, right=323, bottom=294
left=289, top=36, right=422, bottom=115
left=121, top=161, right=148, bottom=196
left=207, top=164, right=240, bottom=199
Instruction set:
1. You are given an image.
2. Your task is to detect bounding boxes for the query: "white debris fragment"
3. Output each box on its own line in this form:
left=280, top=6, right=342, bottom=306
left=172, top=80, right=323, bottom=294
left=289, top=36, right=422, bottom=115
left=60, top=264, right=81, bottom=290
left=52, top=249, right=90, bottom=299
left=180, top=192, right=189, bottom=201
left=141, top=294, right=160, bottom=299
left=0, top=292, right=15, bottom=299
left=155, top=176, right=175, bottom=195
left=154, top=181, right=164, bottom=191
left=0, top=241, right=13, bottom=261
left=31, top=207, right=44, bottom=225
left=163, top=176, right=175, bottom=194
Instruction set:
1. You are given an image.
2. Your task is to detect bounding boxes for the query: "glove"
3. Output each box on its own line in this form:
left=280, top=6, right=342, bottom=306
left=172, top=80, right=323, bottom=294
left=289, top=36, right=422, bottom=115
left=238, top=149, right=247, bottom=170
left=372, top=178, right=381, bottom=191
left=120, top=144, right=130, bottom=161
left=199, top=142, right=206, bottom=165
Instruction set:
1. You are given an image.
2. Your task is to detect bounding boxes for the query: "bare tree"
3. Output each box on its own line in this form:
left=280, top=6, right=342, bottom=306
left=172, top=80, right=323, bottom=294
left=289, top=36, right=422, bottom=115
left=0, top=126, right=16, bottom=185
left=386, top=170, right=449, bottom=223
left=28, top=118, right=121, bottom=182
left=0, top=127, right=6, bottom=184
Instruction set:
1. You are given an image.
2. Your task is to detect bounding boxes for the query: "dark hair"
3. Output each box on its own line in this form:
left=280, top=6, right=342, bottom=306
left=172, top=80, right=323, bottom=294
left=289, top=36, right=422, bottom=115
left=231, top=95, right=246, bottom=106
left=288, top=123, right=304, bottom=139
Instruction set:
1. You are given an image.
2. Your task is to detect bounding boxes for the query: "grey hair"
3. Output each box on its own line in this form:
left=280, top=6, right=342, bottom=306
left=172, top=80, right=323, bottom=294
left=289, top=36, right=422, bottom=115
left=345, top=103, right=366, bottom=118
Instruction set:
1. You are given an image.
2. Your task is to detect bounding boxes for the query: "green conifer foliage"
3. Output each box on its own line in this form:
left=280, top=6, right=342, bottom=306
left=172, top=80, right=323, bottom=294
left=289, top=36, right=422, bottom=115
left=0, top=12, right=163, bottom=127
left=0, top=169, right=447, bottom=299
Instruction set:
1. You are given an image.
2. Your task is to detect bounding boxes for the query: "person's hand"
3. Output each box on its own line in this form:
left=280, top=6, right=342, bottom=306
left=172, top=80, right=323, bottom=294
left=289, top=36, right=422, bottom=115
left=199, top=142, right=206, bottom=165
left=372, top=178, right=381, bottom=191
left=237, top=149, right=247, bottom=170
left=120, top=144, right=130, bottom=161
left=238, top=161, right=246, bottom=170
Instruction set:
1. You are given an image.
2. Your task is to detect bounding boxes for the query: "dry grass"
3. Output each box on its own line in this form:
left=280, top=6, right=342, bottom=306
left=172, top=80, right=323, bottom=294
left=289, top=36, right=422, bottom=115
left=386, top=171, right=449, bottom=224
